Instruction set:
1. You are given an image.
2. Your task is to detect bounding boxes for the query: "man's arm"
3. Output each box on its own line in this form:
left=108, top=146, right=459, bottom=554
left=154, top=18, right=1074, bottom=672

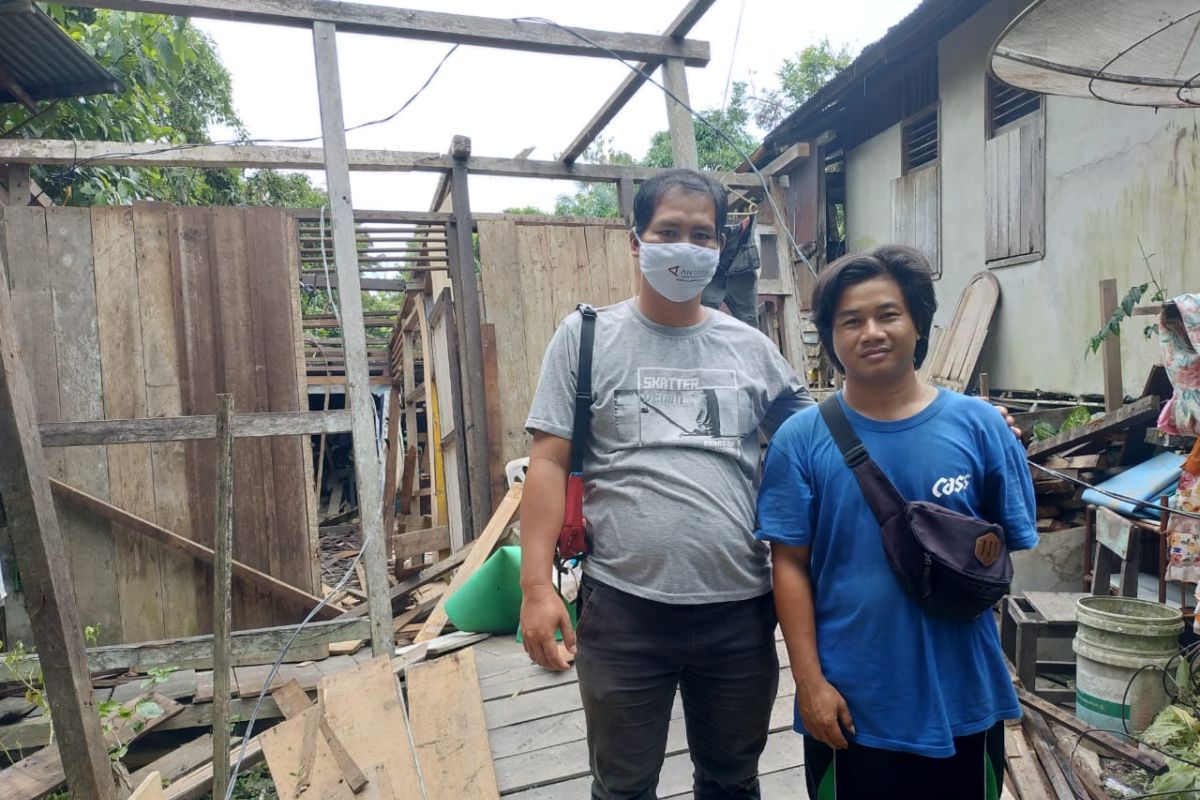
left=519, top=431, right=575, bottom=671
left=772, top=542, right=854, bottom=749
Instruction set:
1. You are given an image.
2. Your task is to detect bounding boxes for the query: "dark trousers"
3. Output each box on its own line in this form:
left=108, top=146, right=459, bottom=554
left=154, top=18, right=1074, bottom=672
left=701, top=268, right=759, bottom=328
left=802, top=720, right=1006, bottom=800
left=574, top=577, right=779, bottom=800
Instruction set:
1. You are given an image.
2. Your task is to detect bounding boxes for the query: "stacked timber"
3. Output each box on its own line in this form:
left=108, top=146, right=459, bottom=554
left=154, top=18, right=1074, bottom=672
left=1031, top=453, right=1104, bottom=533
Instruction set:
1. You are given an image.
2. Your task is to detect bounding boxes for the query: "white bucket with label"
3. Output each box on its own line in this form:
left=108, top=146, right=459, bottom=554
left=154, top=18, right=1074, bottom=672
left=1073, top=596, right=1183, bottom=733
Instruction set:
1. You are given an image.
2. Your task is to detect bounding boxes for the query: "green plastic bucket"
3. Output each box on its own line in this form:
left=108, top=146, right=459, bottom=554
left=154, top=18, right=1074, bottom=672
left=1073, top=596, right=1183, bottom=733
left=444, top=546, right=575, bottom=638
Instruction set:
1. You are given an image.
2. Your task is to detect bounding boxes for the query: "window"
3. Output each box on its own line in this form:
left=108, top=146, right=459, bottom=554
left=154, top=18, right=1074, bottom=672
left=902, top=107, right=939, bottom=173
left=985, top=77, right=1045, bottom=266
left=987, top=75, right=1041, bottom=138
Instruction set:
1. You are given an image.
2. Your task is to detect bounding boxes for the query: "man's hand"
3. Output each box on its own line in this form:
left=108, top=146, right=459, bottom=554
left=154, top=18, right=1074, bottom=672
left=992, top=403, right=1022, bottom=439
left=797, top=674, right=855, bottom=749
left=520, top=583, right=575, bottom=671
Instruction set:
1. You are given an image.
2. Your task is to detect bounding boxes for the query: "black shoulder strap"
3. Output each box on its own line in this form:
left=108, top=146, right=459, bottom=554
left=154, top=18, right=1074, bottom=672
left=570, top=304, right=597, bottom=474
left=817, top=394, right=906, bottom=524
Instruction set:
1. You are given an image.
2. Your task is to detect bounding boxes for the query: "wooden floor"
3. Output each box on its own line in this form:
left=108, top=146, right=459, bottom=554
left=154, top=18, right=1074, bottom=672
left=470, top=633, right=807, bottom=799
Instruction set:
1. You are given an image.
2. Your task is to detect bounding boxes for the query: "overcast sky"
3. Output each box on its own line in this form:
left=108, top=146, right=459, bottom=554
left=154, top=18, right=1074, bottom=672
left=197, top=0, right=920, bottom=213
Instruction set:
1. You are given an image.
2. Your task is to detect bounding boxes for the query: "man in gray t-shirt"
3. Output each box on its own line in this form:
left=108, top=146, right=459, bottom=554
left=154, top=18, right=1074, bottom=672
left=520, top=169, right=811, bottom=800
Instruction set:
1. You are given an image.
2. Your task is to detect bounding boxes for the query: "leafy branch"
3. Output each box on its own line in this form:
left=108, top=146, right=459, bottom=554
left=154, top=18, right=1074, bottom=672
left=1085, top=238, right=1168, bottom=355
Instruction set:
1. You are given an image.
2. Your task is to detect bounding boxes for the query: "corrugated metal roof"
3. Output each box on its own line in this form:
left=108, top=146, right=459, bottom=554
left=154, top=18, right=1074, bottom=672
left=0, top=2, right=119, bottom=107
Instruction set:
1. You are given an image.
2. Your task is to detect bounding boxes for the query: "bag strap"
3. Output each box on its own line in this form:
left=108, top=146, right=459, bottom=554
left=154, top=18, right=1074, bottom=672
left=817, top=394, right=907, bottom=523
left=570, top=304, right=597, bottom=475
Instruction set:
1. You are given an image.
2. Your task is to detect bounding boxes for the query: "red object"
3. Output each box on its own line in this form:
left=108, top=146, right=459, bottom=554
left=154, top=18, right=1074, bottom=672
left=557, top=473, right=589, bottom=561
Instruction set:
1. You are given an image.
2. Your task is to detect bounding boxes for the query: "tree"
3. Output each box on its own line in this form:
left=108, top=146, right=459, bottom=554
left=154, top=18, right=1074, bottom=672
left=1, top=7, right=325, bottom=208
left=553, top=138, right=635, bottom=219
left=642, top=82, right=757, bottom=172
left=752, top=38, right=853, bottom=130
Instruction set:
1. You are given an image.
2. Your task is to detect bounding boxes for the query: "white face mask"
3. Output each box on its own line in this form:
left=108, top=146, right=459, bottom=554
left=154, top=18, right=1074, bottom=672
left=633, top=230, right=720, bottom=303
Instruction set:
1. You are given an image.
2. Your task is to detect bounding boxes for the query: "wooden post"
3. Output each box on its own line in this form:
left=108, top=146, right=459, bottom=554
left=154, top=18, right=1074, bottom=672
left=312, top=21, right=392, bottom=657
left=381, top=383, right=403, bottom=546
left=449, top=136, right=492, bottom=541
left=978, top=372, right=990, bottom=400
left=662, top=58, right=698, bottom=170
left=617, top=177, right=635, bottom=226
left=1099, top=279, right=1123, bottom=412
left=5, top=163, right=30, bottom=206
left=211, top=394, right=234, bottom=800
left=0, top=238, right=116, bottom=798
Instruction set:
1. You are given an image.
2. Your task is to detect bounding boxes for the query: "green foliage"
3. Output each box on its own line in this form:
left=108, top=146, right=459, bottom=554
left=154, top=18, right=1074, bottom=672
left=1030, top=420, right=1057, bottom=442
left=1087, top=283, right=1148, bottom=355
left=502, top=205, right=549, bottom=216
left=753, top=38, right=853, bottom=129
left=642, top=82, right=758, bottom=172
left=1142, top=705, right=1200, bottom=797
left=1, top=7, right=324, bottom=208
left=554, top=138, right=635, bottom=219
left=1059, top=406, right=1092, bottom=433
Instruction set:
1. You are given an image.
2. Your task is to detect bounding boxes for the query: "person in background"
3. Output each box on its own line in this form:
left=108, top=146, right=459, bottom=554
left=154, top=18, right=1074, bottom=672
left=701, top=213, right=761, bottom=328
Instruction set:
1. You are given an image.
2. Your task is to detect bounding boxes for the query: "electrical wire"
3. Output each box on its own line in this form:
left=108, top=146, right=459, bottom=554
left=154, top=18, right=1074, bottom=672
left=509, top=15, right=818, bottom=279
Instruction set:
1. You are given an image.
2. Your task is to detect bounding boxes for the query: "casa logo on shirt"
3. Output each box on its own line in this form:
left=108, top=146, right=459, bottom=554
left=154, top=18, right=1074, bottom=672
left=931, top=474, right=971, bottom=498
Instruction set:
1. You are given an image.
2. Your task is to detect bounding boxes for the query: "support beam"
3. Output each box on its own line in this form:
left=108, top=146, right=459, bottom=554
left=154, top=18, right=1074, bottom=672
left=82, top=0, right=710, bottom=64
left=617, top=177, right=635, bottom=225
left=662, top=58, right=698, bottom=170
left=211, top=395, right=234, bottom=800
left=0, top=231, right=116, bottom=797
left=0, top=139, right=763, bottom=188
left=39, top=409, right=352, bottom=447
left=313, top=21, right=391, bottom=658
left=1099, top=279, right=1124, bottom=411
left=448, top=136, right=490, bottom=541
left=561, top=0, right=716, bottom=163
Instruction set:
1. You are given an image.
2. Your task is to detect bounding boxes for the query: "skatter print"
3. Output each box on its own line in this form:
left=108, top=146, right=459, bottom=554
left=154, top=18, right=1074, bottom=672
left=613, top=367, right=743, bottom=450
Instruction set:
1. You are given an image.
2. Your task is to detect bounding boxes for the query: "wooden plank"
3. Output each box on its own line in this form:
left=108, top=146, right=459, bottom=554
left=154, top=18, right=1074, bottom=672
left=1021, top=714, right=1073, bottom=800
left=339, top=542, right=472, bottom=619
left=49, top=479, right=341, bottom=620
left=132, top=202, right=200, bottom=639
left=0, top=221, right=117, bottom=796
left=415, top=484, right=523, bottom=642
left=130, top=772, right=166, bottom=800
left=163, top=737, right=265, bottom=800
left=271, top=678, right=314, bottom=719
left=393, top=525, right=452, bottom=560
left=560, top=0, right=717, bottom=162
left=315, top=21, right=390, bottom=658
left=83, top=0, right=710, bottom=63
left=45, top=205, right=123, bottom=642
left=93, top=205, right=166, bottom=643
left=408, top=649, right=500, bottom=799
left=1027, top=395, right=1160, bottom=459
left=662, top=58, right=698, bottom=169
left=0, top=140, right=763, bottom=188
left=129, top=733, right=218, bottom=787
left=319, top=655, right=425, bottom=794
left=382, top=383, right=403, bottom=543
left=261, top=705, right=355, bottom=800
left=1004, top=723, right=1052, bottom=800
left=1099, top=279, right=1123, bottom=411
left=211, top=394, right=235, bottom=800
left=40, top=409, right=353, bottom=446
left=0, top=693, right=180, bottom=800
left=0, top=618, right=369, bottom=682
left=5, top=162, right=30, bottom=205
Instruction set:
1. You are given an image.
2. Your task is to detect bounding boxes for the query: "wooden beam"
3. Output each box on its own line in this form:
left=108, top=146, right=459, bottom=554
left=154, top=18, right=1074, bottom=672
left=662, top=58, right=698, bottom=170
left=0, top=233, right=116, bottom=797
left=337, top=540, right=473, bottom=619
left=1099, top=279, right=1123, bottom=411
left=85, top=0, right=710, bottom=64
left=449, top=137, right=490, bottom=541
left=211, top=395, right=234, bottom=800
left=762, top=142, right=812, bottom=175
left=49, top=478, right=342, bottom=619
left=381, top=383, right=403, bottom=547
left=0, top=139, right=763, bottom=188
left=314, top=21, right=391, bottom=658
left=0, top=63, right=36, bottom=112
left=560, top=0, right=717, bottom=163
left=1026, top=395, right=1160, bottom=459
left=5, top=162, right=30, bottom=206
left=415, top=484, right=522, bottom=642
left=618, top=177, right=635, bottom=225
left=39, top=409, right=352, bottom=446
left=0, top=618, right=371, bottom=682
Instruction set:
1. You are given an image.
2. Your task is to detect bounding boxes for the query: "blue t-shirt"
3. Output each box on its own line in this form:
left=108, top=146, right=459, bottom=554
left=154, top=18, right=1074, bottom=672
left=755, top=389, right=1038, bottom=757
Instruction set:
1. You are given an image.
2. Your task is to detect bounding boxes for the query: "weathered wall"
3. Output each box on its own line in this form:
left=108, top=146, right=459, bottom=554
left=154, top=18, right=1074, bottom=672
left=842, top=0, right=1200, bottom=395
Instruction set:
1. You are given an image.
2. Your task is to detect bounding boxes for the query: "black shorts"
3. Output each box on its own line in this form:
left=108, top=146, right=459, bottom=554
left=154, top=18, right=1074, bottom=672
left=802, top=720, right=1006, bottom=800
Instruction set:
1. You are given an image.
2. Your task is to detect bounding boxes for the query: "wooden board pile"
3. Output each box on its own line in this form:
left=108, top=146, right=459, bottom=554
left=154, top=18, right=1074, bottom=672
left=1030, top=453, right=1103, bottom=534
left=1004, top=683, right=1168, bottom=800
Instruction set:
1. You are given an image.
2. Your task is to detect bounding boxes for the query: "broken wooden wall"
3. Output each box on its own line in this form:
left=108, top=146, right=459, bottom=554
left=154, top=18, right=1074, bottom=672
left=0, top=204, right=318, bottom=646
left=476, top=218, right=636, bottom=473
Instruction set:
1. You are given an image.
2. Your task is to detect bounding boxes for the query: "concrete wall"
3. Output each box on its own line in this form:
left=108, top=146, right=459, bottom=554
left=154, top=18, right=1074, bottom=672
left=841, top=0, right=1200, bottom=395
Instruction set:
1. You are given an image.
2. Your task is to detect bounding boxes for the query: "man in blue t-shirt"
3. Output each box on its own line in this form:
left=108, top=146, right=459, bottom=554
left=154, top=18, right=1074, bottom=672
left=755, top=245, right=1038, bottom=800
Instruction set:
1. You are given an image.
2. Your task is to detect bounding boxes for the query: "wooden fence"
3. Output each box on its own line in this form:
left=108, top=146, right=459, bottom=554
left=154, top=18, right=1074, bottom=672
left=0, top=204, right=317, bottom=645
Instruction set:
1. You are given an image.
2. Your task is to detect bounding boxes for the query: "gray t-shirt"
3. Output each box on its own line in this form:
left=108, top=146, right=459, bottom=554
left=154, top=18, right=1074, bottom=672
left=526, top=299, right=813, bottom=603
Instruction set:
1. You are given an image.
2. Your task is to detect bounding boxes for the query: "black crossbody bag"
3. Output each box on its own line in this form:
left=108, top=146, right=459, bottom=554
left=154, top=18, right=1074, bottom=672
left=818, top=395, right=1012, bottom=622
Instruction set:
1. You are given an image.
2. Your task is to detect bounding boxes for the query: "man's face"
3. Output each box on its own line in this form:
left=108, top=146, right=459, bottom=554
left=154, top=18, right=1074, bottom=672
left=630, top=187, right=722, bottom=256
left=831, top=275, right=920, bottom=382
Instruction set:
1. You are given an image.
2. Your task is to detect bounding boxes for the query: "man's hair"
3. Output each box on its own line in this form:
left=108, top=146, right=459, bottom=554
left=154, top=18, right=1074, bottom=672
left=812, top=245, right=938, bottom=373
left=632, top=169, right=728, bottom=235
